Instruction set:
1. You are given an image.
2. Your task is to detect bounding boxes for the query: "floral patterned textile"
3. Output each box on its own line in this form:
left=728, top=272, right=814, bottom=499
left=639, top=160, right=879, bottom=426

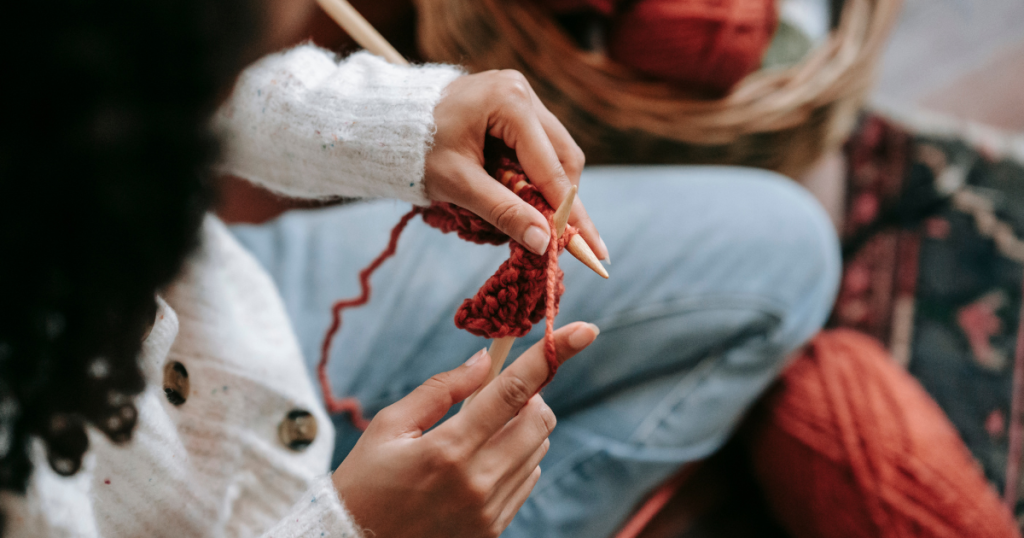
left=831, top=114, right=1024, bottom=514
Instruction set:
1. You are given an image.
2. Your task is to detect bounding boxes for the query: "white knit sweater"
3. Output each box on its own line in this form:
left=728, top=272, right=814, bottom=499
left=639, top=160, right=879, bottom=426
left=1, top=45, right=463, bottom=537
left=214, top=45, right=463, bottom=205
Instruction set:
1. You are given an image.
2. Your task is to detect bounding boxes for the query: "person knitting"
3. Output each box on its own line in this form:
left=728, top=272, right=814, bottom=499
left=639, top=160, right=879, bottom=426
left=0, top=0, right=839, bottom=537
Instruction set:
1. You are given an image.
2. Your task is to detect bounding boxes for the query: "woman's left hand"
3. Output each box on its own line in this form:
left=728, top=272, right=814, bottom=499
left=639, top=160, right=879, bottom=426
left=424, top=70, right=608, bottom=260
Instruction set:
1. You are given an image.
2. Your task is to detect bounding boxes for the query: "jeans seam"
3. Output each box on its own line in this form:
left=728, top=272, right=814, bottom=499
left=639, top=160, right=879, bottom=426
left=627, top=354, right=723, bottom=444
left=589, top=293, right=789, bottom=335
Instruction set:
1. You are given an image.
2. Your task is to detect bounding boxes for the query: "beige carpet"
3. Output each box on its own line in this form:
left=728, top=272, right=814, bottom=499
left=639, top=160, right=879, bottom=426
left=872, top=0, right=1024, bottom=133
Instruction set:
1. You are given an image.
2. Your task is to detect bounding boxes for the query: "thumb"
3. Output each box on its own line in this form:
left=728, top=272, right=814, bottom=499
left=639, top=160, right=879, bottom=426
left=383, top=348, right=492, bottom=435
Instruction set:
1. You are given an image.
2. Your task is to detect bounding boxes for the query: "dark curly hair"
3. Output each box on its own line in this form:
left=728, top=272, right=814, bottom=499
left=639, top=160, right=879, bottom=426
left=0, top=0, right=260, bottom=525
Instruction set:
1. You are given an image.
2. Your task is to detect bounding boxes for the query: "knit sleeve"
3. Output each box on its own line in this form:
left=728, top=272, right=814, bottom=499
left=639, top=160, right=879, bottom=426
left=259, top=474, right=363, bottom=538
left=212, top=44, right=464, bottom=205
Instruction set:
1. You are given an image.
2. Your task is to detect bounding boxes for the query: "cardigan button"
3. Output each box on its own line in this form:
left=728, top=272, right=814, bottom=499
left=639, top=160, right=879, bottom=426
left=163, top=361, right=189, bottom=406
left=279, top=409, right=318, bottom=451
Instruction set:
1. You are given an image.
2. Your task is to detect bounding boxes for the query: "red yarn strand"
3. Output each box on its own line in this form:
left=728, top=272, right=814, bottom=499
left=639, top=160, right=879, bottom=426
left=317, top=207, right=423, bottom=430
left=819, top=337, right=894, bottom=531
left=543, top=214, right=561, bottom=385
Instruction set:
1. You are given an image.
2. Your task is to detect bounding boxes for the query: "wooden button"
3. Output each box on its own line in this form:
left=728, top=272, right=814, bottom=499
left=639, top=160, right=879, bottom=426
left=48, top=454, right=81, bottom=476
left=163, top=361, right=189, bottom=406
left=278, top=409, right=317, bottom=451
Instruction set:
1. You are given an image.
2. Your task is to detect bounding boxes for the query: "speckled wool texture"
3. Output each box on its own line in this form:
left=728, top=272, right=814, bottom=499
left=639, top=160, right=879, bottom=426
left=259, top=475, right=362, bottom=538
left=0, top=45, right=463, bottom=536
left=1, top=219, right=362, bottom=537
left=213, top=44, right=464, bottom=205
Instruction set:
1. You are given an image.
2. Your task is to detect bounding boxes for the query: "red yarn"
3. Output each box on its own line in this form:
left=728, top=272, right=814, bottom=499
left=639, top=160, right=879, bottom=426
left=606, top=0, right=777, bottom=96
left=317, top=208, right=422, bottom=428
left=453, top=184, right=571, bottom=340
left=745, top=329, right=1020, bottom=538
left=318, top=158, right=575, bottom=427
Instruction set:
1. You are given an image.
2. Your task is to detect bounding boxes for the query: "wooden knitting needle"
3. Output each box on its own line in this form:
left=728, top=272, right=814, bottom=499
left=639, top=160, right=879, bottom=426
left=552, top=185, right=577, bottom=242
left=316, top=0, right=608, bottom=280
left=461, top=186, right=578, bottom=410
left=499, top=171, right=609, bottom=279
left=316, top=0, right=409, bottom=66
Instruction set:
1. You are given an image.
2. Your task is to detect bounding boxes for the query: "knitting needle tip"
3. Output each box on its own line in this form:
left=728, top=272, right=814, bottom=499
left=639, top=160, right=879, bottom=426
left=568, top=235, right=609, bottom=279
left=551, top=185, right=607, bottom=278
left=502, top=171, right=605, bottom=278
left=553, top=186, right=576, bottom=237
left=553, top=186, right=607, bottom=279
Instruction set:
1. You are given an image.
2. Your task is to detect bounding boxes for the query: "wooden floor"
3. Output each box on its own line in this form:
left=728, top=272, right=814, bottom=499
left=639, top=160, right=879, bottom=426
left=872, top=0, right=1024, bottom=132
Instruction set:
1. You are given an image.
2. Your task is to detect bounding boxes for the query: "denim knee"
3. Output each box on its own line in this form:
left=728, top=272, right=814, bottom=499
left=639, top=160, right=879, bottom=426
left=716, top=169, right=841, bottom=355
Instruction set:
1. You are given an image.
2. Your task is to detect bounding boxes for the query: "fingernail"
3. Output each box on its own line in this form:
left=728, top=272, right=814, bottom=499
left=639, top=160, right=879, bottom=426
left=568, top=323, right=599, bottom=350
left=524, top=225, right=551, bottom=255
left=465, top=348, right=487, bottom=367
left=599, top=237, right=610, bottom=264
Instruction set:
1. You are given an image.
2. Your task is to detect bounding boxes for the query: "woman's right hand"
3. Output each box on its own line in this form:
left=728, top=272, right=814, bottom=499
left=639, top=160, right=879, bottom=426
left=332, top=322, right=599, bottom=538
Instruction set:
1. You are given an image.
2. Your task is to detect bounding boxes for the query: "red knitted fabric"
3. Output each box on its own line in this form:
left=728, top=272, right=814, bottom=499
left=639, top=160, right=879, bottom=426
left=606, top=0, right=777, bottom=95
left=453, top=183, right=569, bottom=340
left=745, top=329, right=1020, bottom=538
left=318, top=158, right=575, bottom=424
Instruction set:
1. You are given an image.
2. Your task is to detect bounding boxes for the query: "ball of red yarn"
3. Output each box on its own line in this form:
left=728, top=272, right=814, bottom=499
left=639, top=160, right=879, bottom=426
left=745, top=329, right=1019, bottom=538
left=606, top=0, right=778, bottom=96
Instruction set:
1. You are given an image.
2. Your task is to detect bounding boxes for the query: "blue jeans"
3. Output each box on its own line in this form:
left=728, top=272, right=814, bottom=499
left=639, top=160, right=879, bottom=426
left=231, top=166, right=841, bottom=538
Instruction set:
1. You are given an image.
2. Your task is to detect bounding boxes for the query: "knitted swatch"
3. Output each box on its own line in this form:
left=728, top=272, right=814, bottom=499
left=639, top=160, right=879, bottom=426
left=318, top=157, right=575, bottom=428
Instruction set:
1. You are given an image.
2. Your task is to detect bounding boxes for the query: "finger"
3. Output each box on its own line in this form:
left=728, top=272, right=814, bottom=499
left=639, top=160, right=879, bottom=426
left=520, top=92, right=608, bottom=261
left=568, top=194, right=606, bottom=259
left=489, top=83, right=577, bottom=218
left=532, top=96, right=582, bottom=186
left=491, top=466, right=542, bottom=534
left=439, top=322, right=599, bottom=447
left=532, top=107, right=606, bottom=259
left=477, top=395, right=552, bottom=490
left=487, top=424, right=550, bottom=508
left=442, top=158, right=552, bottom=256
left=377, top=348, right=491, bottom=436
left=488, top=75, right=567, bottom=193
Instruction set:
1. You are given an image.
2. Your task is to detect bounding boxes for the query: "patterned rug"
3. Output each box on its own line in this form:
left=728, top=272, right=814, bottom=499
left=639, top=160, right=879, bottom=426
left=632, top=113, right=1024, bottom=538
left=830, top=112, right=1024, bottom=516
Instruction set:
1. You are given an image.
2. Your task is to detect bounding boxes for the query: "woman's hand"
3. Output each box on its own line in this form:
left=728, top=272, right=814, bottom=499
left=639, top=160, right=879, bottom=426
left=332, top=322, right=599, bottom=538
left=425, top=70, right=608, bottom=260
